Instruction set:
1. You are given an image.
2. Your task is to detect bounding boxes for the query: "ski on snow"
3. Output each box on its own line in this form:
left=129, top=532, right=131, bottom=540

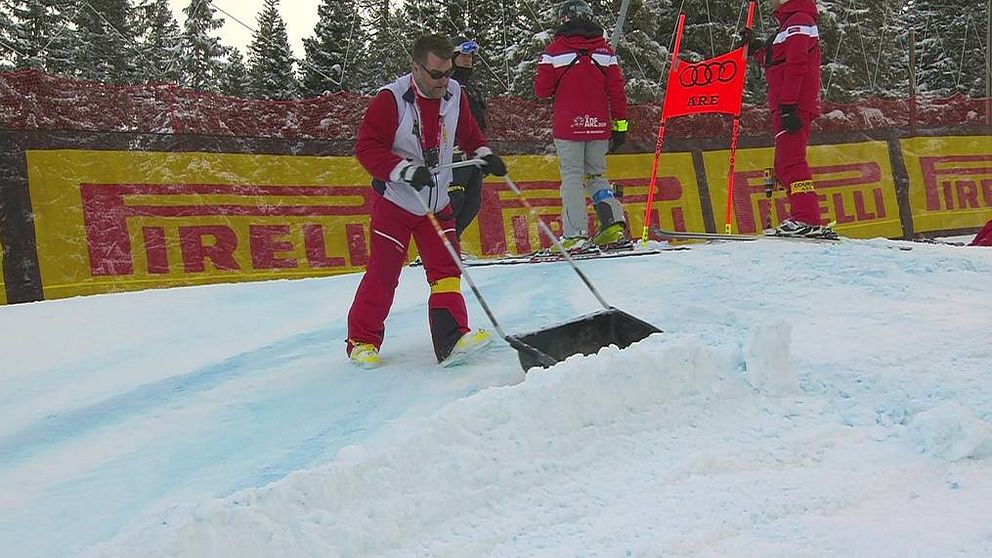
left=410, top=242, right=687, bottom=268
left=650, top=226, right=913, bottom=251
left=650, top=226, right=839, bottom=243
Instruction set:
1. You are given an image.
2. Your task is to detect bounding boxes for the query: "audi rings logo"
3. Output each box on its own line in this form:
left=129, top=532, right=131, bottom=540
left=679, top=60, right=738, bottom=87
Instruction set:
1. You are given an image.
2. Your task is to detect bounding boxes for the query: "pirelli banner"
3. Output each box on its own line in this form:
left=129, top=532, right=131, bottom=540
left=0, top=131, right=989, bottom=304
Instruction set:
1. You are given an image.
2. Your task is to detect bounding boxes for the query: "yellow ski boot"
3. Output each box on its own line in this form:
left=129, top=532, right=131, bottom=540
left=349, top=342, right=382, bottom=369
left=441, top=329, right=494, bottom=368
left=592, top=223, right=628, bottom=247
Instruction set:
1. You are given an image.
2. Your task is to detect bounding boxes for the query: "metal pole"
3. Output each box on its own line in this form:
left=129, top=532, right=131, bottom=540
left=611, top=0, right=633, bottom=46
left=909, top=29, right=917, bottom=136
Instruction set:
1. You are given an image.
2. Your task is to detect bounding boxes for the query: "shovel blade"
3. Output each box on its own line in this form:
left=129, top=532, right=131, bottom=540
left=506, top=307, right=661, bottom=371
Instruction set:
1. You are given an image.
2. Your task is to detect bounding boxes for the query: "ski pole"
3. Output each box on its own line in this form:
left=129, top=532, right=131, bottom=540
left=501, top=175, right=611, bottom=311
left=763, top=167, right=775, bottom=231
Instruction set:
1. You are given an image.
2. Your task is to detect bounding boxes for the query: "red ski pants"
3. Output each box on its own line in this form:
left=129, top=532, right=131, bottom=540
left=347, top=192, right=469, bottom=362
left=773, top=109, right=822, bottom=225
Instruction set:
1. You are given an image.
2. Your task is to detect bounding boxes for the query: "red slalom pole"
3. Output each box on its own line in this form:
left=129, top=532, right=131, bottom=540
left=640, top=13, right=685, bottom=243
left=723, top=1, right=756, bottom=234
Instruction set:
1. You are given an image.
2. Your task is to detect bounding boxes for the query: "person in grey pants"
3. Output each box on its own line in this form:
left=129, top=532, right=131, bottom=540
left=534, top=0, right=630, bottom=249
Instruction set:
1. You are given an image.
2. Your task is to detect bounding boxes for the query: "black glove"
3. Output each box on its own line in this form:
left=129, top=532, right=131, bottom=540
left=609, top=130, right=627, bottom=153
left=736, top=27, right=764, bottom=51
left=401, top=164, right=433, bottom=190
left=481, top=153, right=507, bottom=177
left=779, top=104, right=803, bottom=133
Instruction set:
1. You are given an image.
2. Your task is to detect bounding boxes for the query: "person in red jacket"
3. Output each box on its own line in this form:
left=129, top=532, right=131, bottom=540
left=741, top=0, right=836, bottom=238
left=534, top=0, right=630, bottom=250
left=348, top=34, right=507, bottom=369
left=970, top=219, right=992, bottom=246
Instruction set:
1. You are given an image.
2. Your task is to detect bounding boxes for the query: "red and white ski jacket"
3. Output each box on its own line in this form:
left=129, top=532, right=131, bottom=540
left=753, top=0, right=822, bottom=116
left=534, top=20, right=628, bottom=141
left=355, top=74, right=489, bottom=215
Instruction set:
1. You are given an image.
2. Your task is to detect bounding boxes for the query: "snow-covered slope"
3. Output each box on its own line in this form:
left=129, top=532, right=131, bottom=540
left=2, top=238, right=991, bottom=557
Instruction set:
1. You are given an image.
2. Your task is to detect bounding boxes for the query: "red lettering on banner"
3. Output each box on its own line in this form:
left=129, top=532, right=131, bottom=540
left=942, top=181, right=955, bottom=210
left=671, top=207, right=686, bottom=231
left=854, top=190, right=877, bottom=220
left=874, top=188, right=887, bottom=218
left=80, top=183, right=373, bottom=276
left=512, top=215, right=531, bottom=253
left=731, top=170, right=766, bottom=232
left=833, top=193, right=855, bottom=223
left=734, top=162, right=888, bottom=233
left=920, top=155, right=992, bottom=211
left=250, top=225, right=297, bottom=269
left=956, top=180, right=979, bottom=208
left=303, top=224, right=345, bottom=268
left=180, top=225, right=240, bottom=272
left=142, top=227, right=169, bottom=274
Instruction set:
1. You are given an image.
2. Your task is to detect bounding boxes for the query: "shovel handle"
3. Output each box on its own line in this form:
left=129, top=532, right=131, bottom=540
left=430, top=159, right=485, bottom=173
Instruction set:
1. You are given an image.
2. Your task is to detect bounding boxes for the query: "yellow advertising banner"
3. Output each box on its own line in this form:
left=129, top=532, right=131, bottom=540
left=26, top=150, right=375, bottom=299
left=900, top=136, right=992, bottom=233
left=473, top=152, right=705, bottom=255
left=26, top=150, right=705, bottom=300
left=21, top=137, right=985, bottom=303
left=703, top=141, right=903, bottom=238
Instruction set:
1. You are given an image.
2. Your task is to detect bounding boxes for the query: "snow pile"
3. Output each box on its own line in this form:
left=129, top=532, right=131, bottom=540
left=85, top=333, right=768, bottom=557
left=908, top=402, right=992, bottom=461
left=742, top=320, right=799, bottom=396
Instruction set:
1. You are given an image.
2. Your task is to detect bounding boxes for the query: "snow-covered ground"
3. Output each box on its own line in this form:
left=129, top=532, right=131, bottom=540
left=2, top=237, right=992, bottom=557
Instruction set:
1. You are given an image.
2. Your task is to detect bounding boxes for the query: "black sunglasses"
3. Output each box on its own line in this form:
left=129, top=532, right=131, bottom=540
left=415, top=59, right=454, bottom=80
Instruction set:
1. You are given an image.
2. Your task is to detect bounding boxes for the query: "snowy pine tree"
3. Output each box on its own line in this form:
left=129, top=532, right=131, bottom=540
left=135, top=0, right=182, bottom=84
left=220, top=47, right=251, bottom=97
left=400, top=0, right=449, bottom=37
left=816, top=0, right=891, bottom=100
left=246, top=0, right=299, bottom=99
left=503, top=0, right=556, bottom=99
left=0, top=4, right=14, bottom=70
left=905, top=0, right=988, bottom=97
left=615, top=0, right=672, bottom=102
left=8, top=0, right=77, bottom=75
left=301, top=0, right=367, bottom=96
left=364, top=0, right=412, bottom=88
left=179, top=0, right=228, bottom=92
left=72, top=0, right=141, bottom=84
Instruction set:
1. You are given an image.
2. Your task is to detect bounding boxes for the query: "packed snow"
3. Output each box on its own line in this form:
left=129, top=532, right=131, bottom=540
left=2, top=237, right=991, bottom=557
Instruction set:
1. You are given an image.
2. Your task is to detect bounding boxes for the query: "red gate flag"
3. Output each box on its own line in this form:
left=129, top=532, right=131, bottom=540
left=661, top=47, right=748, bottom=119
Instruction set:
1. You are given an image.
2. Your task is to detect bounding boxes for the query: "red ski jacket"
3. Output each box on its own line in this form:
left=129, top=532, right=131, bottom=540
left=970, top=219, right=992, bottom=246
left=534, top=21, right=627, bottom=141
left=753, top=0, right=822, bottom=116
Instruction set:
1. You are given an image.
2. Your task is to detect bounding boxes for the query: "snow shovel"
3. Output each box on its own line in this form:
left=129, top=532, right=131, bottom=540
left=499, top=174, right=662, bottom=371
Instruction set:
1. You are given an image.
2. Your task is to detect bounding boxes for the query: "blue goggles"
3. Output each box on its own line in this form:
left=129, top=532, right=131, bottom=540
left=455, top=40, right=480, bottom=56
